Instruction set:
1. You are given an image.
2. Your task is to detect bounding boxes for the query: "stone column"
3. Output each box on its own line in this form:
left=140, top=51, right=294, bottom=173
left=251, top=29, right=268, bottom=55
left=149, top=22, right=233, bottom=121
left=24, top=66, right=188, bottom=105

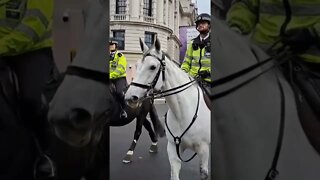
left=130, top=0, right=140, bottom=20
left=156, top=0, right=164, bottom=24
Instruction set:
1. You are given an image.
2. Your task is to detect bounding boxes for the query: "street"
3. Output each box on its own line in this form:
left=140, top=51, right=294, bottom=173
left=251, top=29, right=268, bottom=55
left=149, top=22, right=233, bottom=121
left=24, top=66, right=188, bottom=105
left=110, top=103, right=211, bottom=180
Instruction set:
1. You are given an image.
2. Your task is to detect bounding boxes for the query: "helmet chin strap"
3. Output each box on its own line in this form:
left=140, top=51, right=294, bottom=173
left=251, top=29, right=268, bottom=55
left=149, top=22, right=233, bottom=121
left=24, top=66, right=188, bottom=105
left=199, top=31, right=209, bottom=36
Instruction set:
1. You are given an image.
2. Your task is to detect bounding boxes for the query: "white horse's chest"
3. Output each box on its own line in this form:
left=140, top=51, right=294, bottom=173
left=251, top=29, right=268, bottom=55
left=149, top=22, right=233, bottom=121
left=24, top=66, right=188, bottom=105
left=165, top=107, right=210, bottom=149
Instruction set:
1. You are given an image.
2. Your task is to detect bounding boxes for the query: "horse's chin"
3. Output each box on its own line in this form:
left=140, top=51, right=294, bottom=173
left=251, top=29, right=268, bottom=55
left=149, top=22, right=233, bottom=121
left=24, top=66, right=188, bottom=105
left=54, top=127, right=92, bottom=147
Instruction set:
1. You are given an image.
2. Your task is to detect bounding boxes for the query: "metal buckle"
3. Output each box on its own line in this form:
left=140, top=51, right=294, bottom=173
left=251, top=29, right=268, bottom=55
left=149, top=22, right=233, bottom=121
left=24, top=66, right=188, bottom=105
left=174, top=137, right=181, bottom=145
left=266, top=169, right=279, bottom=180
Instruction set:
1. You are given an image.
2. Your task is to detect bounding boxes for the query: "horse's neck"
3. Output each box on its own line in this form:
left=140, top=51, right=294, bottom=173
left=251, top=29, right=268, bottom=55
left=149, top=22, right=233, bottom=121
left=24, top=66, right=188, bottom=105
left=163, top=60, right=199, bottom=120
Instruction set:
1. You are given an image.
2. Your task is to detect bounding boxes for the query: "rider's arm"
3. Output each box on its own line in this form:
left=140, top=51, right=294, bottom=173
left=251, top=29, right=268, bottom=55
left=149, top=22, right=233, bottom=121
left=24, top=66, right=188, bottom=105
left=226, top=0, right=259, bottom=35
left=181, top=42, right=193, bottom=73
left=0, top=0, right=53, bottom=56
left=110, top=52, right=127, bottom=79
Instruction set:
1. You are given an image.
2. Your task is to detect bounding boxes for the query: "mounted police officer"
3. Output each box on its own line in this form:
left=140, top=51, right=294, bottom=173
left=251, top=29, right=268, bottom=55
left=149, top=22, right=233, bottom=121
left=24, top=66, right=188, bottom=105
left=109, top=38, right=128, bottom=119
left=181, top=13, right=212, bottom=95
left=227, top=0, right=320, bottom=116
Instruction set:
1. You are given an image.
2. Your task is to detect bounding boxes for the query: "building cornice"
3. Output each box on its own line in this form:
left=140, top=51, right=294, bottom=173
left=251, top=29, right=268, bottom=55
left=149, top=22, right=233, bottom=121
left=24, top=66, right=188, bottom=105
left=121, top=51, right=143, bottom=55
left=110, top=21, right=173, bottom=34
left=169, top=34, right=182, bottom=47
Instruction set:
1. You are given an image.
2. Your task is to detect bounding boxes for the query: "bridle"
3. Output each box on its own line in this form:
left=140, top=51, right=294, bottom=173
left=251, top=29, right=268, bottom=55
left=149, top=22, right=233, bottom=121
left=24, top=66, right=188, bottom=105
left=65, top=65, right=110, bottom=85
left=130, top=52, right=197, bottom=100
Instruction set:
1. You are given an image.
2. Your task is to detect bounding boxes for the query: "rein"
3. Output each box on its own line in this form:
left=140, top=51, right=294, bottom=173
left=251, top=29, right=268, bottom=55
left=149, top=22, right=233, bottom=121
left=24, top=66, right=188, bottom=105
left=130, top=52, right=198, bottom=99
left=210, top=48, right=291, bottom=100
left=210, top=42, right=292, bottom=180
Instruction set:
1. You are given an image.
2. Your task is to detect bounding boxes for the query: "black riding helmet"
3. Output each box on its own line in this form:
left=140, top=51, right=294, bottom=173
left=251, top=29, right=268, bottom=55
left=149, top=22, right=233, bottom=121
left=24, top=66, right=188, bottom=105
left=109, top=37, right=118, bottom=46
left=195, top=13, right=211, bottom=28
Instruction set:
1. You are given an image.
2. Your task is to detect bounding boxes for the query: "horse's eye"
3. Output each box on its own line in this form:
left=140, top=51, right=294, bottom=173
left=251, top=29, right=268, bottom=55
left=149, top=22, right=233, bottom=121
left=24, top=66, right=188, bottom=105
left=150, top=65, right=156, bottom=70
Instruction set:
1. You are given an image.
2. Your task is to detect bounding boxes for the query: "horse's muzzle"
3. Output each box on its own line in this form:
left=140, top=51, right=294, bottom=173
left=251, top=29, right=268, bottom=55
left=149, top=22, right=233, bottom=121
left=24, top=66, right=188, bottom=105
left=125, top=95, right=141, bottom=109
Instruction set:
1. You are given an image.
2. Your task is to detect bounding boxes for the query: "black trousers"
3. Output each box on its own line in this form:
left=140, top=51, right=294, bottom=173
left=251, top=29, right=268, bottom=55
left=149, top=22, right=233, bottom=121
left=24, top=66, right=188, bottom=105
left=4, top=47, right=55, bottom=151
left=111, top=77, right=128, bottom=107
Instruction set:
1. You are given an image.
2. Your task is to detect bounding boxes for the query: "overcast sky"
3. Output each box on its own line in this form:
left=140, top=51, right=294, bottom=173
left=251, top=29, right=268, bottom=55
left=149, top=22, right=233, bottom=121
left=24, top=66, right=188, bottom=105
left=194, top=0, right=210, bottom=14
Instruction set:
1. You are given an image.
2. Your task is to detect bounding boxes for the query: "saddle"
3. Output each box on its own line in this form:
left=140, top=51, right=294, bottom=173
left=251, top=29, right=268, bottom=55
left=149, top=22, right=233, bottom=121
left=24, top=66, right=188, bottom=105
left=285, top=60, right=320, bottom=155
left=198, top=82, right=213, bottom=111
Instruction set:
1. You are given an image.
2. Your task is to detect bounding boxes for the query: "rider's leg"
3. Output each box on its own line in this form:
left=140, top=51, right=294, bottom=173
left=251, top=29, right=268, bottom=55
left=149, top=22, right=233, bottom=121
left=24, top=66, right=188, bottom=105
left=114, top=77, right=128, bottom=118
left=7, top=48, right=56, bottom=177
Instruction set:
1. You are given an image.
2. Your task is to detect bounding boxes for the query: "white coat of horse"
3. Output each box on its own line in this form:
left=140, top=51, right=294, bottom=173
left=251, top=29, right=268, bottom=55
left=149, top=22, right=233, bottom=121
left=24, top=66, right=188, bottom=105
left=125, top=38, right=211, bottom=180
left=211, top=15, right=320, bottom=180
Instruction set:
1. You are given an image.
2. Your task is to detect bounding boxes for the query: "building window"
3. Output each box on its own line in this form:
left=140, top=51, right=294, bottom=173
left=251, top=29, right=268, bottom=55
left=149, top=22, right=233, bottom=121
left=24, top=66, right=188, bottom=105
left=145, top=32, right=155, bottom=48
left=116, top=0, right=126, bottom=14
left=112, top=30, right=125, bottom=50
left=143, top=0, right=152, bottom=16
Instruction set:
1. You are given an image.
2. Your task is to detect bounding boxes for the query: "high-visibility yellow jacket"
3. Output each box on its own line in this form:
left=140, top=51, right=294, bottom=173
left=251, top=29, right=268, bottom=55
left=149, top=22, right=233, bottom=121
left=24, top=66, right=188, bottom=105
left=181, top=36, right=211, bottom=82
left=110, top=50, right=127, bottom=79
left=0, top=0, right=53, bottom=56
left=227, top=0, right=320, bottom=63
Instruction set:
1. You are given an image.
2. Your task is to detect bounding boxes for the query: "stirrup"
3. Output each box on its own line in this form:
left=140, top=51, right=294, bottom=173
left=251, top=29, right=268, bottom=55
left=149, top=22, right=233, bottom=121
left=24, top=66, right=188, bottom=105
left=33, top=153, right=56, bottom=179
left=120, top=110, right=128, bottom=119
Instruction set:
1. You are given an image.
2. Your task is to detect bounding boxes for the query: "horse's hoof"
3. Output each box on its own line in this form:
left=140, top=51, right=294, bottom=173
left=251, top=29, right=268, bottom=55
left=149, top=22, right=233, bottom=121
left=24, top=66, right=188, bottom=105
left=122, top=154, right=133, bottom=164
left=149, top=144, right=158, bottom=153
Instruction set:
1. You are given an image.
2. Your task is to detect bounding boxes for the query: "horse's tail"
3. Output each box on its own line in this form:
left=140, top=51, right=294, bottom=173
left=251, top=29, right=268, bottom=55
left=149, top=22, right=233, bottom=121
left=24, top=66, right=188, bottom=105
left=149, top=103, right=166, bottom=138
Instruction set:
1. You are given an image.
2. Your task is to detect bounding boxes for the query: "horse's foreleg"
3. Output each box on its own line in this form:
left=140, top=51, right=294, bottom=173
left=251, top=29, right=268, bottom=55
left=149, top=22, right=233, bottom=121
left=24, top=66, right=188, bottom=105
left=167, top=142, right=181, bottom=180
left=122, top=117, right=145, bottom=164
left=199, top=144, right=210, bottom=180
left=143, top=119, right=158, bottom=153
left=149, top=104, right=166, bottom=137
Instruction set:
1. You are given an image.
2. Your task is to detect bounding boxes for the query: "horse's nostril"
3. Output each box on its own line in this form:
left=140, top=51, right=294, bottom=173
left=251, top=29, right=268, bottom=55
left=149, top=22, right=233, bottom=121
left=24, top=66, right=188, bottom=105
left=131, top=95, right=139, bottom=101
left=69, top=108, right=91, bottom=128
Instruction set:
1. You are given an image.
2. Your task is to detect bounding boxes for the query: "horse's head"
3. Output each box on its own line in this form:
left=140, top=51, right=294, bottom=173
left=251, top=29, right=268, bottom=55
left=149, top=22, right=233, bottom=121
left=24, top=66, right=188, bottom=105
left=48, top=0, right=109, bottom=147
left=48, top=74, right=110, bottom=147
left=125, top=37, right=166, bottom=107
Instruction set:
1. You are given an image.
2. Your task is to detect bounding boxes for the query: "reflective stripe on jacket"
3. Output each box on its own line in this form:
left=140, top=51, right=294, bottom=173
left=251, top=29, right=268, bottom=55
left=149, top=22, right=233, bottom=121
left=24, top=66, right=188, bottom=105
left=227, top=0, right=320, bottom=63
left=181, top=36, right=211, bottom=82
left=0, top=0, right=53, bottom=56
left=110, top=50, right=127, bottom=79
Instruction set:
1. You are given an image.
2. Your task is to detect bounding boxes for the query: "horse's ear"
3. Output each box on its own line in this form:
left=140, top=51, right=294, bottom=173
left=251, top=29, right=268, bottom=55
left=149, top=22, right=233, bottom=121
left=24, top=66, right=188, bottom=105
left=139, top=37, right=149, bottom=53
left=154, top=36, right=161, bottom=51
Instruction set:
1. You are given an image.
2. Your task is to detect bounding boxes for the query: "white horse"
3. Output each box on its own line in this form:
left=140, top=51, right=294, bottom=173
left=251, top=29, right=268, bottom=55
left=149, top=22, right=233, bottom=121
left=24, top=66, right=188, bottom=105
left=211, top=16, right=320, bottom=180
left=125, top=38, right=211, bottom=180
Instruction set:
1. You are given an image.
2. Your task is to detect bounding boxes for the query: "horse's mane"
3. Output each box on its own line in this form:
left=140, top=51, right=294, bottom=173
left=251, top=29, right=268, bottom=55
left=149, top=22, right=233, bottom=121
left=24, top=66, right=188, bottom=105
left=163, top=52, right=181, bottom=67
